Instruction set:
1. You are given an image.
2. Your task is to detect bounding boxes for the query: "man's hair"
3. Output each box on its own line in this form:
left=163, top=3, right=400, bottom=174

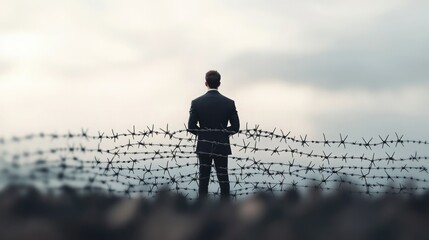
left=205, top=70, right=221, bottom=88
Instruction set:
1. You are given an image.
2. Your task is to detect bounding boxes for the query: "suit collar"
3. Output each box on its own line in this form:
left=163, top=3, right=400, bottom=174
left=206, top=90, right=220, bottom=95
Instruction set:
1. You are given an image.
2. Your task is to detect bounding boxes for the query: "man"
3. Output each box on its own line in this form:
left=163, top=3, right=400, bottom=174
left=188, top=70, right=240, bottom=200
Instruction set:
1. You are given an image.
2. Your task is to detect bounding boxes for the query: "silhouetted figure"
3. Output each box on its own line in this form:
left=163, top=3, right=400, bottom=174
left=188, top=70, right=240, bottom=200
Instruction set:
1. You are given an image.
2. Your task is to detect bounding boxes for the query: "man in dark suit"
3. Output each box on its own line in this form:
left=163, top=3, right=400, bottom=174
left=188, top=70, right=240, bottom=200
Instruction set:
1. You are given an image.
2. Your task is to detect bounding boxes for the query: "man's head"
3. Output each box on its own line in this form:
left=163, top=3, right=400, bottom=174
left=205, top=70, right=221, bottom=89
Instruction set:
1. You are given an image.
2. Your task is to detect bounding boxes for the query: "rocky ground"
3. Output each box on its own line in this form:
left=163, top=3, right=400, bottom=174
left=0, top=185, right=428, bottom=240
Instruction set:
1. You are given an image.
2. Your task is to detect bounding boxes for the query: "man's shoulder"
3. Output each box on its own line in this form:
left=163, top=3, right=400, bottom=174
left=192, top=94, right=206, bottom=103
left=192, top=92, right=235, bottom=104
left=217, top=93, right=235, bottom=106
left=221, top=94, right=235, bottom=103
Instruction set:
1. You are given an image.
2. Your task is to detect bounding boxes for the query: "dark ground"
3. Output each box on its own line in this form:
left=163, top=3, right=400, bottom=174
left=0, top=185, right=428, bottom=240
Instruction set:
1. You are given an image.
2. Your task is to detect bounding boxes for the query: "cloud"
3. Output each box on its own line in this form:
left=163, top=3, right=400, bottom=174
left=224, top=1, right=429, bottom=90
left=232, top=80, right=429, bottom=137
left=0, top=61, right=10, bottom=75
left=1, top=0, right=428, bottom=138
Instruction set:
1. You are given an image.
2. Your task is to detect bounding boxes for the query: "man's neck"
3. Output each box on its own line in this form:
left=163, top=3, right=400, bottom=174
left=208, top=88, right=218, bottom=91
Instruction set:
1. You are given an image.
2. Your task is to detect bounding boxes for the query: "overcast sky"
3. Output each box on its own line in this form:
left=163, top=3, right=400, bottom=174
left=1, top=0, right=428, bottom=141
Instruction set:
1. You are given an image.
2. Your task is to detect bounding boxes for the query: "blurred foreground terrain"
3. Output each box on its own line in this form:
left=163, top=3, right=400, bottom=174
left=0, top=185, right=428, bottom=240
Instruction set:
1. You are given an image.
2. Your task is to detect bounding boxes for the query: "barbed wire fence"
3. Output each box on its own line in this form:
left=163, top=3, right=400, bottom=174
left=1, top=123, right=428, bottom=200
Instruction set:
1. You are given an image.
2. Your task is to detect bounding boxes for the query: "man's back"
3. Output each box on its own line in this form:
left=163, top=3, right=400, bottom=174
left=188, top=90, right=239, bottom=156
left=188, top=70, right=239, bottom=199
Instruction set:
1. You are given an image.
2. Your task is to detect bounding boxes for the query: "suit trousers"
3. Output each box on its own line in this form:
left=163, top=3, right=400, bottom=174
left=198, top=154, right=230, bottom=199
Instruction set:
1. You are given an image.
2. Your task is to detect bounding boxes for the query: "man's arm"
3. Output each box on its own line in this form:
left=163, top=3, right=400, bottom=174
left=227, top=101, right=240, bottom=135
left=187, top=100, right=200, bottom=135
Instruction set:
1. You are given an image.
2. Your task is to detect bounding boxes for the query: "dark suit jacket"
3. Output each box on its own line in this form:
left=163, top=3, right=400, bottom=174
left=188, top=90, right=240, bottom=156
